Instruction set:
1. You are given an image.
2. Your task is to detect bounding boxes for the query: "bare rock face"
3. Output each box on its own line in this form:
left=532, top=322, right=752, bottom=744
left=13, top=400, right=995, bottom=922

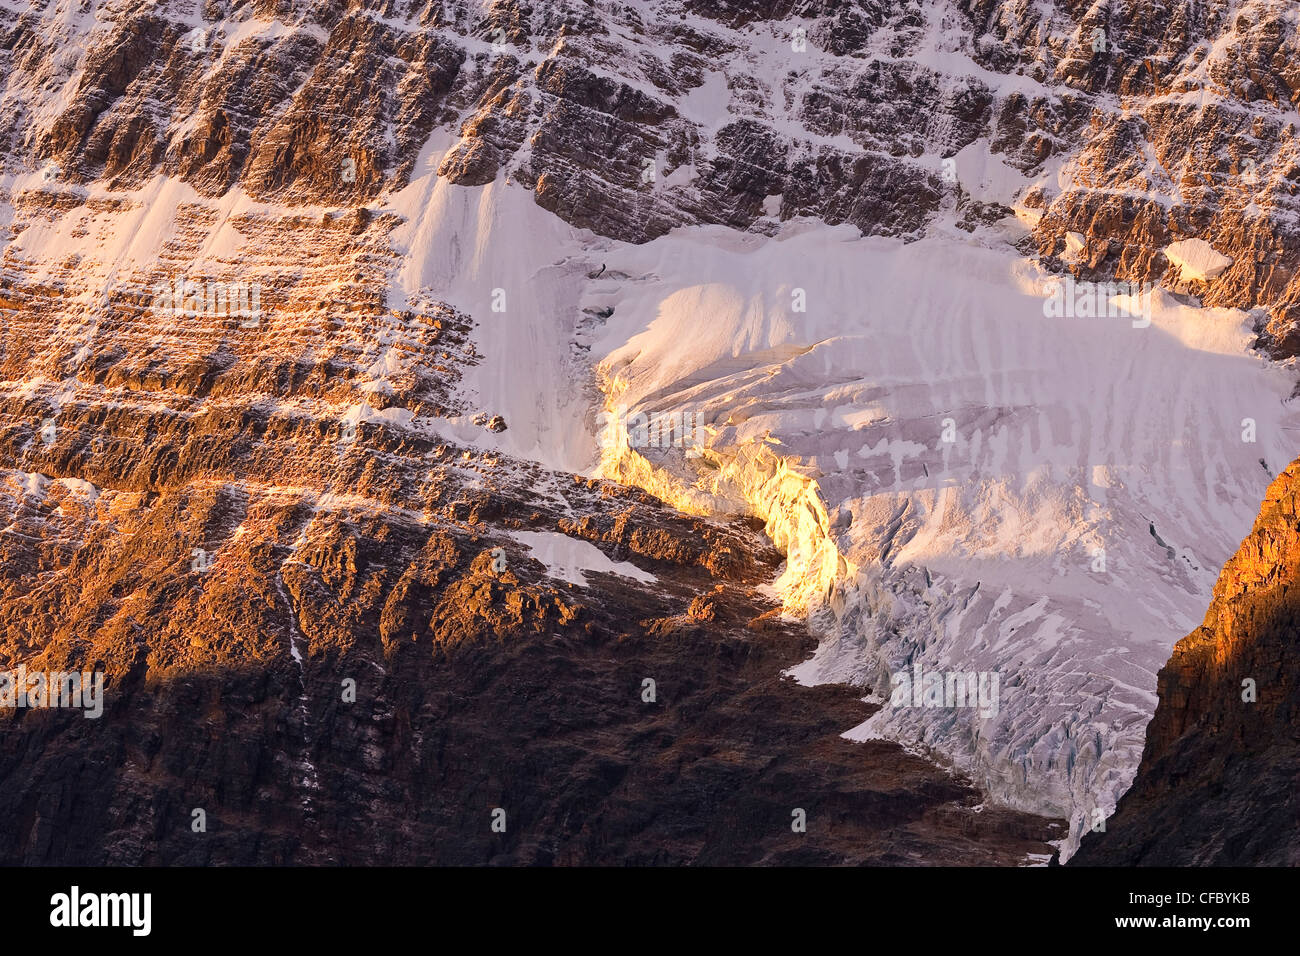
left=7, top=0, right=1298, bottom=346
left=1073, top=458, right=1300, bottom=866
left=963, top=0, right=1300, bottom=354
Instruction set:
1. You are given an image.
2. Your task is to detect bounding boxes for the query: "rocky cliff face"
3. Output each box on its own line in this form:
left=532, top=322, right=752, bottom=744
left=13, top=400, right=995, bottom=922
left=970, top=0, right=1300, bottom=357
left=1073, top=457, right=1300, bottom=866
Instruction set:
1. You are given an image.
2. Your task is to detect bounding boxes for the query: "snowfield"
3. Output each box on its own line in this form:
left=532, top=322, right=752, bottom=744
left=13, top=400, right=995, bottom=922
left=1164, top=238, right=1235, bottom=283
left=387, top=131, right=599, bottom=474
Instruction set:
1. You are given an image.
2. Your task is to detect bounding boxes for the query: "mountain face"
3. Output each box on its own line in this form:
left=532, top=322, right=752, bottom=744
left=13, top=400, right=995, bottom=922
left=1072, top=456, right=1300, bottom=866
left=0, top=0, right=1295, bottom=863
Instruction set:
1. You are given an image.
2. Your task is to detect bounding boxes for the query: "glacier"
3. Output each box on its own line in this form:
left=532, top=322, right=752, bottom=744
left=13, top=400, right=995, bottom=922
left=578, top=214, right=1299, bottom=858
left=365, top=122, right=1300, bottom=857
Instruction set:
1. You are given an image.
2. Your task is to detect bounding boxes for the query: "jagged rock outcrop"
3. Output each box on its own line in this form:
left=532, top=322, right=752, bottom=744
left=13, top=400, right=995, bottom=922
left=1073, top=458, right=1300, bottom=865
left=963, top=0, right=1300, bottom=354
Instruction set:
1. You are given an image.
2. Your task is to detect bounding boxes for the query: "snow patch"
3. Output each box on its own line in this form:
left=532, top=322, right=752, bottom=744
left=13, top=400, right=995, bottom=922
left=508, top=530, right=658, bottom=587
left=1164, top=238, right=1233, bottom=281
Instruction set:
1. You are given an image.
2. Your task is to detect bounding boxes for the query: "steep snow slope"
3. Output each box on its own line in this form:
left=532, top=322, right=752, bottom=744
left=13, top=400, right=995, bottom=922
left=386, top=130, right=599, bottom=472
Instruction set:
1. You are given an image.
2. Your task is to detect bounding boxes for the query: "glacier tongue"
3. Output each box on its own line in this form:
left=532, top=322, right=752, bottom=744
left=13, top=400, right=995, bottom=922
left=584, top=219, right=1300, bottom=858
